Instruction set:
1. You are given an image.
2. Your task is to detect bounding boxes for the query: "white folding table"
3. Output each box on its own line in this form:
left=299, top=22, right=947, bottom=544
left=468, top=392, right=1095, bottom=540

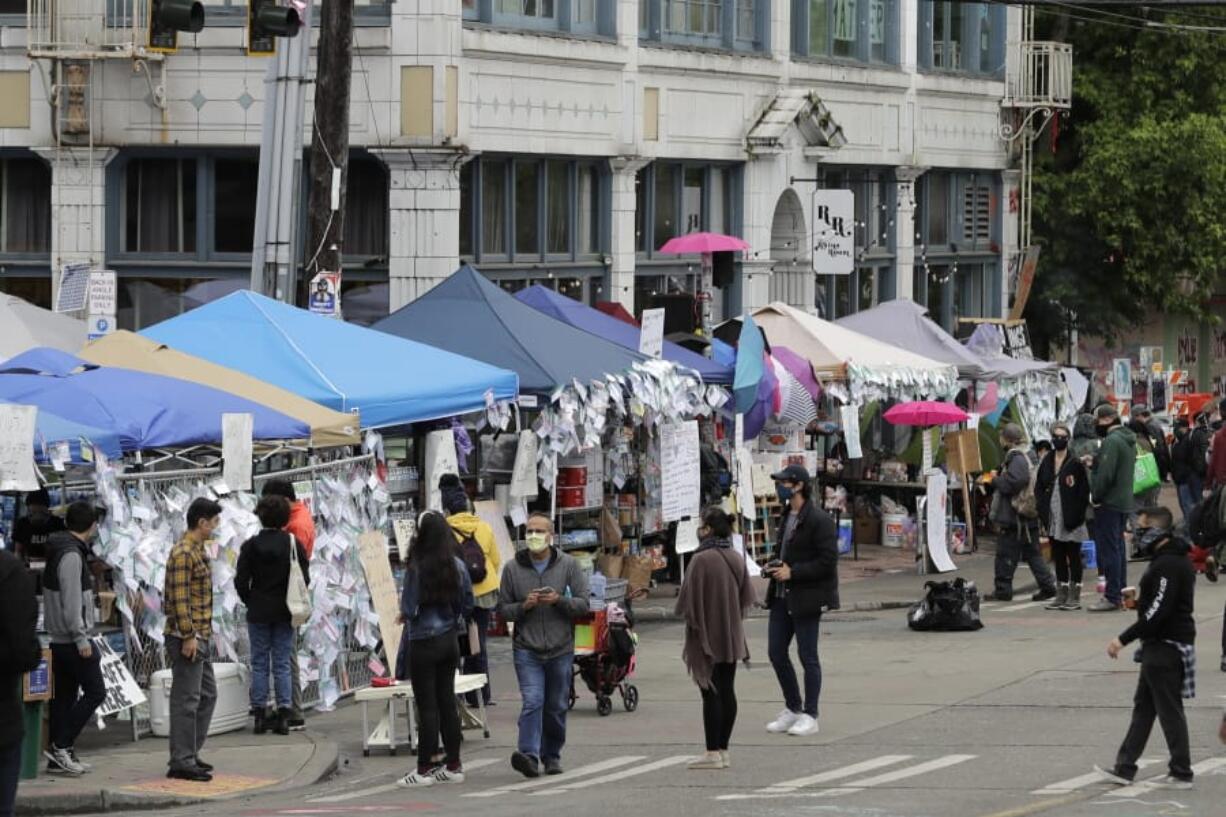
left=354, top=673, right=489, bottom=756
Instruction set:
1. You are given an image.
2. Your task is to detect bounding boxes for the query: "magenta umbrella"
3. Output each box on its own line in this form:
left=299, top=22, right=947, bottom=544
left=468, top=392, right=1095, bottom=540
left=771, top=345, right=821, bottom=402
left=884, top=401, right=969, bottom=427
left=657, top=232, right=751, bottom=254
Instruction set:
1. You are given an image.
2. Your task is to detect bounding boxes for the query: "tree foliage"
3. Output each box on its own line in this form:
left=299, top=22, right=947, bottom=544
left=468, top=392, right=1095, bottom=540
left=1026, top=10, right=1226, bottom=355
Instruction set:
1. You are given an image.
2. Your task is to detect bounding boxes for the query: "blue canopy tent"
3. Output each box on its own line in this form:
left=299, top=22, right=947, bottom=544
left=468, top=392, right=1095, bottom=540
left=374, top=266, right=650, bottom=394
left=2, top=404, right=124, bottom=464
left=513, top=285, right=734, bottom=384
left=142, top=290, right=519, bottom=428
left=0, top=349, right=309, bottom=451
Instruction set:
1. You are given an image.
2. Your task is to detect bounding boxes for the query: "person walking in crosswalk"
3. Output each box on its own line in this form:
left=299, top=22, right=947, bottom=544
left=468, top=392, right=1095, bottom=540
left=763, top=465, right=838, bottom=738
left=1097, top=507, right=1197, bottom=790
left=676, top=507, right=757, bottom=770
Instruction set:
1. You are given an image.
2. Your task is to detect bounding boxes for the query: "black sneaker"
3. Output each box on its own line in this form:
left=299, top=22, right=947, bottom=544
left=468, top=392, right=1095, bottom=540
left=1031, top=588, right=1057, bottom=602
left=194, top=757, right=214, bottom=773
left=544, top=758, right=564, bottom=776
left=511, top=751, right=540, bottom=779
left=167, top=766, right=213, bottom=783
left=983, top=592, right=1013, bottom=602
left=1205, top=556, right=1219, bottom=583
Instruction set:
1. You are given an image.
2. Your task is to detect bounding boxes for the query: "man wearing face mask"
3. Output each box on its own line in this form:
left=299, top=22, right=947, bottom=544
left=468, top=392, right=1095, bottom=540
left=763, top=465, right=838, bottom=738
left=1098, top=506, right=1196, bottom=789
left=1207, top=400, right=1226, bottom=491
left=1086, top=404, right=1137, bottom=612
left=498, top=513, right=589, bottom=778
left=987, top=424, right=1056, bottom=603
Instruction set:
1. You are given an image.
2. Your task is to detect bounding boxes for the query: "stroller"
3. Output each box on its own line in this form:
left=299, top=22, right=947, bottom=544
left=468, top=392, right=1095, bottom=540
left=570, top=602, right=639, bottom=716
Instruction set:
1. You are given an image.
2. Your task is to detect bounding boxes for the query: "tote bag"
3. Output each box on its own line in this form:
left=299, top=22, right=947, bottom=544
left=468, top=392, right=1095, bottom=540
left=1133, top=452, right=1161, bottom=496
left=286, top=533, right=313, bottom=627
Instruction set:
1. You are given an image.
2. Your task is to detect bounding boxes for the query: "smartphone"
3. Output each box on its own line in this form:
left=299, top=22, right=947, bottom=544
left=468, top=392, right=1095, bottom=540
left=532, top=587, right=555, bottom=596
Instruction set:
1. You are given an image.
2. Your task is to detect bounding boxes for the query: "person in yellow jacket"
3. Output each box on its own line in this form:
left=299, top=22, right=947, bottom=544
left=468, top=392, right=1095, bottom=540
left=441, top=475, right=501, bottom=706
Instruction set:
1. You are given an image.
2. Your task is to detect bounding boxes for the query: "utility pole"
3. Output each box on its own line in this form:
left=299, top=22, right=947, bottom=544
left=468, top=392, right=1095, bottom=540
left=305, top=0, right=354, bottom=280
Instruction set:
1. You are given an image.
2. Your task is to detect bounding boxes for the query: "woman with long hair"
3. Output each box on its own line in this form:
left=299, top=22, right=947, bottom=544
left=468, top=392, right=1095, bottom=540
left=396, top=512, right=474, bottom=788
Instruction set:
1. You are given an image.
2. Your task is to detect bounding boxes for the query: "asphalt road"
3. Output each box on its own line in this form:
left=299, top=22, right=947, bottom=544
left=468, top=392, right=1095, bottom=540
left=152, top=581, right=1226, bottom=817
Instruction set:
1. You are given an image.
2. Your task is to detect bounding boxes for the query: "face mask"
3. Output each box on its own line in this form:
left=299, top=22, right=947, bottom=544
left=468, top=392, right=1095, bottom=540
left=1096, top=424, right=1111, bottom=438
left=1052, top=437, right=1069, bottom=451
left=525, top=532, right=550, bottom=553
left=1135, top=526, right=1168, bottom=556
left=776, top=484, right=793, bottom=503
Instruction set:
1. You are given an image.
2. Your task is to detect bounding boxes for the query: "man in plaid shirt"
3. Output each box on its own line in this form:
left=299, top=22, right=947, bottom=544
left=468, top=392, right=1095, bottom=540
left=163, top=498, right=223, bottom=783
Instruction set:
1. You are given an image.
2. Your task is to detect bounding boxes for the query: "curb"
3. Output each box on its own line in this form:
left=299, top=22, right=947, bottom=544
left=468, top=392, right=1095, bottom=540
left=14, top=736, right=340, bottom=815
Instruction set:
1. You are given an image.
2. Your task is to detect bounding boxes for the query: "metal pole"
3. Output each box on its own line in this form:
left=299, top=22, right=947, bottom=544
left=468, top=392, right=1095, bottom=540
left=701, top=252, right=714, bottom=358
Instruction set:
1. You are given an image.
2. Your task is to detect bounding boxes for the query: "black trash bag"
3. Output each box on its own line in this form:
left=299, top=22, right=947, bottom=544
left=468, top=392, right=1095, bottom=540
left=907, top=578, right=984, bottom=631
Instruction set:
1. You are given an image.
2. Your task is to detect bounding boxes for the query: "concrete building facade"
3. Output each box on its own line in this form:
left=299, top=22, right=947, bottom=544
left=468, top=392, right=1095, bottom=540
left=0, top=0, right=1017, bottom=330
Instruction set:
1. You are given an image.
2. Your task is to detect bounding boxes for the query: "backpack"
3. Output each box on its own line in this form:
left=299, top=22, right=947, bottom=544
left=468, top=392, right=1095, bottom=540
left=1187, top=486, right=1225, bottom=548
left=907, top=578, right=985, bottom=632
left=1006, top=451, right=1039, bottom=520
left=451, top=526, right=488, bottom=585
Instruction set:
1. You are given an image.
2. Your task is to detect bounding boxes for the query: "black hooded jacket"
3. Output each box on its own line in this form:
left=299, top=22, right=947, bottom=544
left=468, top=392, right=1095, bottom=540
left=0, top=550, right=42, bottom=747
left=1118, top=536, right=1196, bottom=647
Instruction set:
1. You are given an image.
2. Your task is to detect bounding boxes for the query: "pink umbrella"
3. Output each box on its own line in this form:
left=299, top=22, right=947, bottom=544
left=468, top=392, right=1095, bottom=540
left=771, top=345, right=821, bottom=402
left=884, top=401, right=969, bottom=427
left=657, top=232, right=750, bottom=254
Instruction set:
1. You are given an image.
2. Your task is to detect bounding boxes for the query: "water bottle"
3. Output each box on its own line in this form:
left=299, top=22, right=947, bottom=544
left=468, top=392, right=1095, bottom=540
left=1096, top=575, right=1106, bottom=596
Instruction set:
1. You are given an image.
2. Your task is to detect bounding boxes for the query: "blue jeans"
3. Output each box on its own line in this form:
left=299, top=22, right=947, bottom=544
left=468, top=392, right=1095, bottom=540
left=1095, top=508, right=1128, bottom=606
left=513, top=649, right=573, bottom=762
left=1176, top=477, right=1203, bottom=521
left=248, top=621, right=293, bottom=710
left=767, top=603, right=822, bottom=718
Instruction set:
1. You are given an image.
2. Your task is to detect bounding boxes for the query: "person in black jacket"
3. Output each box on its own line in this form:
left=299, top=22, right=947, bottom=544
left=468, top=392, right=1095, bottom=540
left=1170, top=418, right=1205, bottom=523
left=236, top=496, right=310, bottom=736
left=1097, top=507, right=1196, bottom=788
left=0, top=550, right=41, bottom=817
left=1035, top=423, right=1091, bottom=610
left=763, top=465, right=838, bottom=738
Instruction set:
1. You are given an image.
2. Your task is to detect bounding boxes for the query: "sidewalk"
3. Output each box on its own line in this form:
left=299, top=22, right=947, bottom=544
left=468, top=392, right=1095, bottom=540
left=15, top=727, right=338, bottom=815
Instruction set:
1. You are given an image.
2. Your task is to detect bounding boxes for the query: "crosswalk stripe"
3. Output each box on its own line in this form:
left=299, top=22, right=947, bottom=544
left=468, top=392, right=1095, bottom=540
left=1030, top=758, right=1161, bottom=795
left=463, top=756, right=644, bottom=798
left=995, top=601, right=1046, bottom=612
left=758, top=755, right=914, bottom=794
left=1103, top=757, right=1226, bottom=798
left=813, top=754, right=977, bottom=796
left=531, top=756, right=694, bottom=796
left=307, top=758, right=502, bottom=803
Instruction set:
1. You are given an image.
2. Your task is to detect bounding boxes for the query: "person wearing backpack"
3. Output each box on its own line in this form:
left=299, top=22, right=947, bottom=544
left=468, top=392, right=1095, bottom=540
left=441, top=474, right=500, bottom=706
left=987, top=424, right=1057, bottom=602
left=1035, top=423, right=1091, bottom=610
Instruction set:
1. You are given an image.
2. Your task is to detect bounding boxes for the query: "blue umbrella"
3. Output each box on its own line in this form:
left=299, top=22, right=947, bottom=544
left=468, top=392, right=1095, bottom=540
left=734, top=315, right=767, bottom=414
left=0, top=348, right=310, bottom=451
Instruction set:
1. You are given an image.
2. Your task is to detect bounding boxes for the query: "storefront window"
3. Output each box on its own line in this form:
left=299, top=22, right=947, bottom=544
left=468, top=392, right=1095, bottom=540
left=0, top=276, right=51, bottom=309
left=122, top=158, right=198, bottom=254
left=482, top=163, right=508, bottom=257
left=213, top=159, right=258, bottom=254
left=515, top=162, right=540, bottom=256
left=795, top=0, right=897, bottom=64
left=0, top=158, right=50, bottom=254
left=117, top=277, right=246, bottom=331
left=820, top=168, right=895, bottom=314
left=654, top=164, right=678, bottom=248
left=547, top=160, right=571, bottom=255
left=343, top=159, right=390, bottom=258
left=637, top=161, right=741, bottom=258
left=578, top=164, right=600, bottom=255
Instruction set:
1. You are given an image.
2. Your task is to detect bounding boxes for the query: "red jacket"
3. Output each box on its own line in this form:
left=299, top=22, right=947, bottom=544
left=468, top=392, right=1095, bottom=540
left=1209, top=427, right=1226, bottom=490
left=285, top=501, right=316, bottom=560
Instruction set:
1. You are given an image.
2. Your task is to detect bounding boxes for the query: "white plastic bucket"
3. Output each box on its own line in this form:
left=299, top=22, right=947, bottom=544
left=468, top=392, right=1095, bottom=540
left=882, top=513, right=908, bottom=548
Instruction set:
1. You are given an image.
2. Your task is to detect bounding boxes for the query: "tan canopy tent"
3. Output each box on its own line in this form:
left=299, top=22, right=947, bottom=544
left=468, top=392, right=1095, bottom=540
left=80, top=331, right=360, bottom=447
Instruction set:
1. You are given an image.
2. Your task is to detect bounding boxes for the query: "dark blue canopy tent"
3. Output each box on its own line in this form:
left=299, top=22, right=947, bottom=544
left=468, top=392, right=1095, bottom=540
left=374, top=266, right=651, bottom=394
left=513, top=285, right=733, bottom=384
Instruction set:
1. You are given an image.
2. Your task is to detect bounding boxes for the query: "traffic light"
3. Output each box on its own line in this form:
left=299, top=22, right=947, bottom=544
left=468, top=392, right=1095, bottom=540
left=147, top=0, right=205, bottom=54
left=248, top=0, right=303, bottom=57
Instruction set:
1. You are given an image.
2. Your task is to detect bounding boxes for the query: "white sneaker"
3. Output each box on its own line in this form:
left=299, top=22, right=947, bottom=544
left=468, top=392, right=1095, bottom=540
left=44, top=747, right=85, bottom=776
left=396, top=770, right=436, bottom=788
left=766, top=709, right=801, bottom=734
left=68, top=748, right=92, bottom=772
left=787, top=714, right=821, bottom=736
left=1152, top=774, right=1193, bottom=790
left=432, top=766, right=465, bottom=784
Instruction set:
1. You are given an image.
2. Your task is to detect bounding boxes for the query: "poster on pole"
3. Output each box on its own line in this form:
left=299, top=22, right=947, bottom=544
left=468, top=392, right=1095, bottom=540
left=660, top=420, right=700, bottom=522
left=221, top=413, right=254, bottom=492
left=1112, top=358, right=1132, bottom=397
left=811, top=189, right=854, bottom=275
left=639, top=308, right=666, bottom=359
left=54, top=262, right=91, bottom=313
left=0, top=404, right=39, bottom=492
left=307, top=272, right=341, bottom=318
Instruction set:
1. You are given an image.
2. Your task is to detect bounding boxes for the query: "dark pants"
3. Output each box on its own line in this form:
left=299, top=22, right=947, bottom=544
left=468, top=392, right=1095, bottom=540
left=767, top=604, right=821, bottom=718
left=1115, top=642, right=1192, bottom=781
left=463, top=606, right=492, bottom=705
left=1176, top=476, right=1203, bottom=521
left=993, top=524, right=1054, bottom=597
left=1095, top=508, right=1128, bottom=605
left=0, top=739, right=20, bottom=817
left=408, top=633, right=462, bottom=772
left=49, top=642, right=106, bottom=750
left=1051, top=540, right=1084, bottom=584
left=700, top=662, right=738, bottom=751
left=513, top=649, right=573, bottom=762
left=165, top=636, right=217, bottom=772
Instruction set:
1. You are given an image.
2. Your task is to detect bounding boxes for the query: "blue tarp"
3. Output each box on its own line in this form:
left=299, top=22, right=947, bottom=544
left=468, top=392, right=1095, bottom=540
left=31, top=408, right=123, bottom=463
left=513, top=285, right=733, bottom=384
left=0, top=348, right=309, bottom=451
left=374, top=266, right=648, bottom=394
left=142, top=290, right=518, bottom=428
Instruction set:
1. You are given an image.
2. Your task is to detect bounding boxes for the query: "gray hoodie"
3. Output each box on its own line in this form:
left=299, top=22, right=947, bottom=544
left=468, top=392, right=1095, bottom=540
left=498, top=547, right=589, bottom=660
left=43, top=531, right=97, bottom=650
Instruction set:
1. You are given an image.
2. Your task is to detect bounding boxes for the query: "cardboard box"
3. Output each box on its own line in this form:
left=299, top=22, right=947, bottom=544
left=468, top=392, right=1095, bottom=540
left=853, top=516, right=881, bottom=546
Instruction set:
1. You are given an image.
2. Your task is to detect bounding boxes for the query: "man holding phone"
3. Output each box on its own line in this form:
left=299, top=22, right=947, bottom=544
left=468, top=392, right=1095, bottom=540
left=163, top=499, right=224, bottom=782
left=498, top=513, right=589, bottom=778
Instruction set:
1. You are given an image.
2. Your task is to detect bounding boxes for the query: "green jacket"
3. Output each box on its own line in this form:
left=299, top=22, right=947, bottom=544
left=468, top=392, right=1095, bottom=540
left=1091, top=425, right=1137, bottom=513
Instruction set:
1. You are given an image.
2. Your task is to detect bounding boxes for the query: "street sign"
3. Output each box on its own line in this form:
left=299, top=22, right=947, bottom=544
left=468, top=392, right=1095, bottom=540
left=812, top=189, right=855, bottom=275
left=87, top=315, right=116, bottom=341
left=88, top=271, right=117, bottom=316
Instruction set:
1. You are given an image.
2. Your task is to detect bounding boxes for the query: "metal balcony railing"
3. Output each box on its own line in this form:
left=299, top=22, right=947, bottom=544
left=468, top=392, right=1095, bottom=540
left=1006, top=41, right=1073, bottom=110
left=28, top=0, right=153, bottom=60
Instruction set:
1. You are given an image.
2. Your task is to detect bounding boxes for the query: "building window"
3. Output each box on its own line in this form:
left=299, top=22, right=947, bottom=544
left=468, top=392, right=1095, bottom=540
left=0, top=157, right=51, bottom=255
left=820, top=168, right=895, bottom=318
left=641, top=0, right=769, bottom=52
left=117, top=277, right=247, bottom=332
left=467, top=0, right=616, bottom=37
left=919, top=1, right=1004, bottom=76
left=915, top=170, right=1000, bottom=330
left=343, top=159, right=390, bottom=259
left=122, top=158, right=198, bottom=255
left=214, top=159, right=258, bottom=254
left=793, top=0, right=898, bottom=64
left=459, top=155, right=609, bottom=269
left=636, top=162, right=740, bottom=259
